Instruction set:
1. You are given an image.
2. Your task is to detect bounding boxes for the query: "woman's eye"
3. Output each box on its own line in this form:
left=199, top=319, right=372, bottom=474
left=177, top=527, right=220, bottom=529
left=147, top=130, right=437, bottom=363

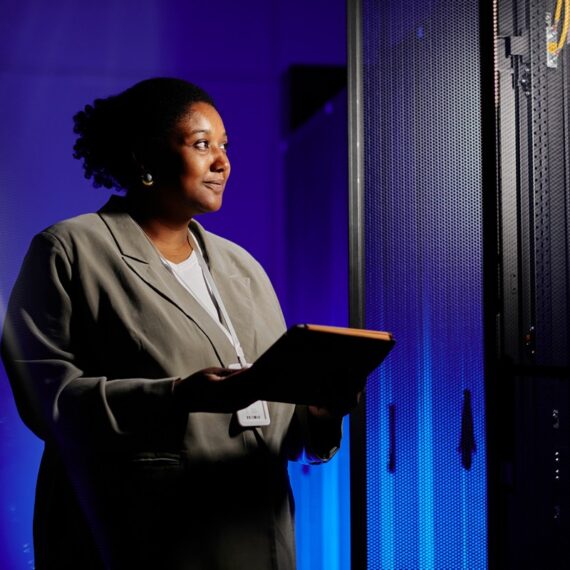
left=193, top=140, right=229, bottom=152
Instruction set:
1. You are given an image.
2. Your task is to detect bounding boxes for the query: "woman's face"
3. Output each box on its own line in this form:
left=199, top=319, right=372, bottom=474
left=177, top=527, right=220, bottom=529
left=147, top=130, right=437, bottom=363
left=155, top=102, right=231, bottom=217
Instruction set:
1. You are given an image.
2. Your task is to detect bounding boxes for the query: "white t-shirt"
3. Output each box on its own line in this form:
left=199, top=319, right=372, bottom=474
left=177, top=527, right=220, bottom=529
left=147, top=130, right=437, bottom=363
left=162, top=252, right=237, bottom=348
left=160, top=234, right=243, bottom=358
left=163, top=251, right=221, bottom=322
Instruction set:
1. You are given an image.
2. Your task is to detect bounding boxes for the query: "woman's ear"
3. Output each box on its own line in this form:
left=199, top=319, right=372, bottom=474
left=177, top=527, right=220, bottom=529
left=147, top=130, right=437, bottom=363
left=131, top=150, right=155, bottom=188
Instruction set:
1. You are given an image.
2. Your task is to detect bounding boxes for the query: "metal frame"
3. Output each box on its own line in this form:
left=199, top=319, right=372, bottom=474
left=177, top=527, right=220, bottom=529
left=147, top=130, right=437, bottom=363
left=481, top=0, right=502, bottom=567
left=347, top=0, right=366, bottom=568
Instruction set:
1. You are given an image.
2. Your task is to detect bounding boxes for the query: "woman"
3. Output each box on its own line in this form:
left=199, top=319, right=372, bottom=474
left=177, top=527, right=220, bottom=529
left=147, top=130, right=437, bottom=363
left=1, top=78, right=346, bottom=569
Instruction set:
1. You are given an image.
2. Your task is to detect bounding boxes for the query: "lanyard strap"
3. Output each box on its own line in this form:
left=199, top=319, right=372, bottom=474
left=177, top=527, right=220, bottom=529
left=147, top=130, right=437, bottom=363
left=187, top=231, right=247, bottom=367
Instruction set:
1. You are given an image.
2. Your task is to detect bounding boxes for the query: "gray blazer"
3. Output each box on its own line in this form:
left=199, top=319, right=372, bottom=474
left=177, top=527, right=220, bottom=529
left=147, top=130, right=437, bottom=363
left=2, top=195, right=340, bottom=570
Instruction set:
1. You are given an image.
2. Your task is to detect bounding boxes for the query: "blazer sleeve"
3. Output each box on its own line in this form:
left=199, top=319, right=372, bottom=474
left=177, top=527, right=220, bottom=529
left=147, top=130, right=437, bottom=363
left=1, top=232, right=184, bottom=448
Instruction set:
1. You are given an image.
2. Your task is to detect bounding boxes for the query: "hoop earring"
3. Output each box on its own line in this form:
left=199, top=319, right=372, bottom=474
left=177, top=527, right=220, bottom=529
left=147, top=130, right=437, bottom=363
left=141, top=172, right=154, bottom=187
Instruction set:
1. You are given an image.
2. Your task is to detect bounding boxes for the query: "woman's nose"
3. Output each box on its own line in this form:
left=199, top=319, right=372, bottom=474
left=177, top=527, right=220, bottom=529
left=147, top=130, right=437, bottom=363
left=211, top=146, right=230, bottom=173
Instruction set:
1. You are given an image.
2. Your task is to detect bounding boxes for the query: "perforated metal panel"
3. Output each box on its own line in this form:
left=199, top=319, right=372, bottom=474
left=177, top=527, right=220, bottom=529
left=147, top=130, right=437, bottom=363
left=529, top=0, right=570, bottom=365
left=357, top=1, right=488, bottom=567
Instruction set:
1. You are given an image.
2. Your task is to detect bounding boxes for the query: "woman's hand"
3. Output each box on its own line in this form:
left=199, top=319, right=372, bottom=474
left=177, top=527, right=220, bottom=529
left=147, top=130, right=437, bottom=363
left=307, top=368, right=367, bottom=420
left=172, top=367, right=257, bottom=414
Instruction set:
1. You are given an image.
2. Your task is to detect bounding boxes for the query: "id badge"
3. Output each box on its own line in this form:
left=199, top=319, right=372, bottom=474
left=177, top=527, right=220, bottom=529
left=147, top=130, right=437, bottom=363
left=229, top=363, right=271, bottom=427
left=237, top=400, right=271, bottom=427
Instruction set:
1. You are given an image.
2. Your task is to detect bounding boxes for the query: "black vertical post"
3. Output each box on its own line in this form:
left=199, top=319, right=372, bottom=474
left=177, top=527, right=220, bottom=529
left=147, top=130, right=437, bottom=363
left=479, top=0, right=501, bottom=568
left=347, top=0, right=366, bottom=568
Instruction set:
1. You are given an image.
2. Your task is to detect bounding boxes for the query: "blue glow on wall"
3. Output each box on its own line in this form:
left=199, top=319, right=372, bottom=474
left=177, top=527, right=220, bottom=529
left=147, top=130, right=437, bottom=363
left=361, top=0, right=488, bottom=567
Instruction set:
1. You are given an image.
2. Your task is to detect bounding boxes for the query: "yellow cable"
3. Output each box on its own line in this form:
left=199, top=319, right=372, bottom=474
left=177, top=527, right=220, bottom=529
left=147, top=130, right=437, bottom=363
left=555, top=0, right=563, bottom=23
left=557, top=0, right=570, bottom=51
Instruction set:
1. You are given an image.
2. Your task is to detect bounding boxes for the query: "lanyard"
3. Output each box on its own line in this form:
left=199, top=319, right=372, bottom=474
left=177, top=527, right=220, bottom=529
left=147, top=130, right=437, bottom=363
left=187, top=230, right=247, bottom=367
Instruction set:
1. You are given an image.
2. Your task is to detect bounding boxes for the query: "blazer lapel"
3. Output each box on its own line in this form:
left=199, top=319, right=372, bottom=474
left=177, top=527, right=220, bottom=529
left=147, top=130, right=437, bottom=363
left=190, top=221, right=255, bottom=364
left=97, top=197, right=239, bottom=366
left=191, top=223, right=267, bottom=444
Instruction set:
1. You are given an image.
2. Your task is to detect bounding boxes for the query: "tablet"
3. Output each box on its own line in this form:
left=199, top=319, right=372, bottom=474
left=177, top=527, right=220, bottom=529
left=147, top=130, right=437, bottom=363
left=249, top=324, right=395, bottom=405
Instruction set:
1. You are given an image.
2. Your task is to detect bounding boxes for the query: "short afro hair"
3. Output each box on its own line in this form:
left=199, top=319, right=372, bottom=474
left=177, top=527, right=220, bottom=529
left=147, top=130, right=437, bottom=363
left=73, top=77, right=216, bottom=191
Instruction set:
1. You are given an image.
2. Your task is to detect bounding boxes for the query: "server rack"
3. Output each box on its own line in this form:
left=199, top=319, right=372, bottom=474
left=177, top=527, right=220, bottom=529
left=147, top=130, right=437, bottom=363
left=495, top=0, right=570, bottom=567
left=349, top=0, right=570, bottom=568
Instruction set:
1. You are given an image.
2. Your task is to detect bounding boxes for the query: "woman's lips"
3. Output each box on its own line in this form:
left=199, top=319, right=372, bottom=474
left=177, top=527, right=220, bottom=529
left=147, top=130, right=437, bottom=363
left=203, top=180, right=224, bottom=192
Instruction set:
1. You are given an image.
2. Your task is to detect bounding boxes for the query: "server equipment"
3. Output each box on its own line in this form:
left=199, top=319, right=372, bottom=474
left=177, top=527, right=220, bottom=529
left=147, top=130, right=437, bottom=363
left=348, top=0, right=570, bottom=568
